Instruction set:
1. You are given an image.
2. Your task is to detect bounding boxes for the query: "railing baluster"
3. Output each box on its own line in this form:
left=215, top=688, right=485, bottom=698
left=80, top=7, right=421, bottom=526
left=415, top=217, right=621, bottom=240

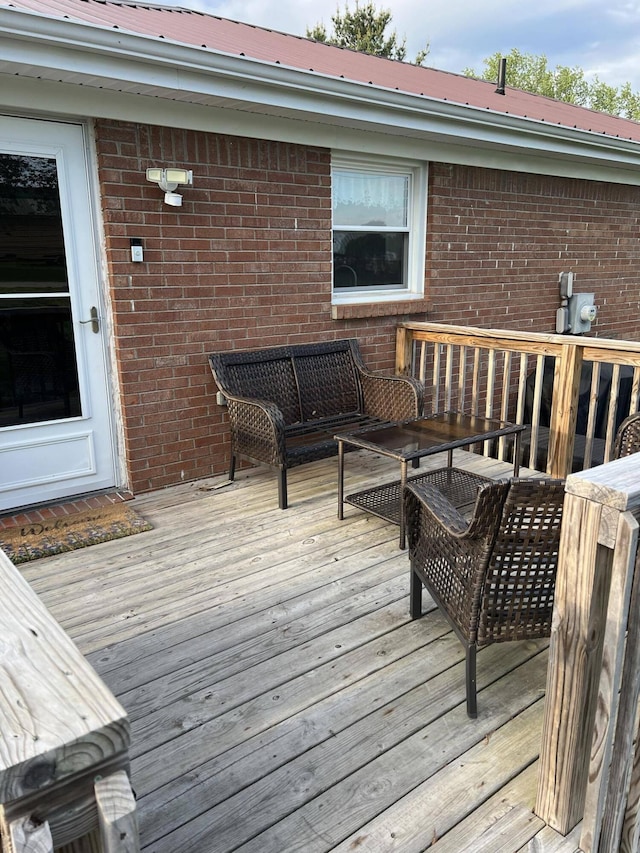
left=515, top=352, right=528, bottom=424
left=419, top=340, right=427, bottom=385
left=583, top=362, right=601, bottom=470
left=444, top=344, right=453, bottom=411
left=498, top=351, right=512, bottom=461
left=604, top=363, right=621, bottom=462
left=471, top=347, right=481, bottom=417
left=484, top=349, right=496, bottom=456
left=529, top=354, right=546, bottom=471
left=485, top=349, right=496, bottom=419
left=631, top=367, right=640, bottom=415
left=458, top=346, right=467, bottom=413
left=432, top=343, right=441, bottom=413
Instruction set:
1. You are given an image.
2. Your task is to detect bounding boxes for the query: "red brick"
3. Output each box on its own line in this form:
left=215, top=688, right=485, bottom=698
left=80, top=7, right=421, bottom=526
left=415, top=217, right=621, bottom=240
left=93, top=120, right=640, bottom=495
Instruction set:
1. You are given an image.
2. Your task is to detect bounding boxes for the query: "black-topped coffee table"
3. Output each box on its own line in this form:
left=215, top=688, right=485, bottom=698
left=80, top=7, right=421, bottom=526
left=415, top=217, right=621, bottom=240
left=335, top=411, right=525, bottom=548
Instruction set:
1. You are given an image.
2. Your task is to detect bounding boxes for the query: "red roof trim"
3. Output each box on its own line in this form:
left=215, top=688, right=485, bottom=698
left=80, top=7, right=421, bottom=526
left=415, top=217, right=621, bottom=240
left=2, top=0, right=640, bottom=143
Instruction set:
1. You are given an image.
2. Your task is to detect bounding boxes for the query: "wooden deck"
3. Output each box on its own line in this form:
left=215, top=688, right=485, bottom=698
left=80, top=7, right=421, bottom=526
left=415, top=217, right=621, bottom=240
left=20, top=450, right=585, bottom=852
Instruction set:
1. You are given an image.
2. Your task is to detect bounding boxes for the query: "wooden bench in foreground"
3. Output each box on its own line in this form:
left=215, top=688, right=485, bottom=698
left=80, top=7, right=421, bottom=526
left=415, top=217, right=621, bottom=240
left=0, top=548, right=139, bottom=852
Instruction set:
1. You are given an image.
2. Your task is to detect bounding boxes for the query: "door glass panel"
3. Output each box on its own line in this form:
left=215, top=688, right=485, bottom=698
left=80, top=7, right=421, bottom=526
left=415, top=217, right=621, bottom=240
left=0, top=154, right=81, bottom=427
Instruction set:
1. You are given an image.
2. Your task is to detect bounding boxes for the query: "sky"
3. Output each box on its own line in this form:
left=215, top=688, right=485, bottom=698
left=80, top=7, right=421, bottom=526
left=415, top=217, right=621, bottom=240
left=160, top=0, right=640, bottom=92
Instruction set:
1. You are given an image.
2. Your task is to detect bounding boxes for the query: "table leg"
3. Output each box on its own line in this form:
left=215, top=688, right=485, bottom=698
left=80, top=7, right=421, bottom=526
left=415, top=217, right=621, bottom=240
left=399, top=459, right=408, bottom=550
left=338, top=440, right=344, bottom=520
left=513, top=431, right=521, bottom=476
left=447, top=448, right=453, bottom=467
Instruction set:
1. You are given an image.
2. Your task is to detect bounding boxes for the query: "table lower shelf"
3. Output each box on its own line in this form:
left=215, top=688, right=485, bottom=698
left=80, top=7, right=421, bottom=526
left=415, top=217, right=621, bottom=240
left=345, top=466, right=492, bottom=526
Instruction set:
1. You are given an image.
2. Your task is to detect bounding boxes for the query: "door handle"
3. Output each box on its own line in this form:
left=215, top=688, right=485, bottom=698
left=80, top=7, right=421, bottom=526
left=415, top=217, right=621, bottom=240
left=80, top=306, right=99, bottom=333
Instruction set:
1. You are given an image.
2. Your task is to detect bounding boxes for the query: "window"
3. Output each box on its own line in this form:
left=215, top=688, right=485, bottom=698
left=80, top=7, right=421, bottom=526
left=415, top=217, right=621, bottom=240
left=331, top=155, right=427, bottom=303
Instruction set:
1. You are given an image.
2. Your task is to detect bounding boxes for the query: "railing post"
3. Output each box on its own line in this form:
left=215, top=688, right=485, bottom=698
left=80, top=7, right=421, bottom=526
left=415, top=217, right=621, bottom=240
left=0, top=549, right=137, bottom=853
left=548, top=342, right=583, bottom=478
left=96, top=771, right=140, bottom=852
left=535, top=490, right=612, bottom=833
left=395, top=325, right=413, bottom=376
left=536, top=454, right=640, bottom=844
left=583, top=514, right=640, bottom=852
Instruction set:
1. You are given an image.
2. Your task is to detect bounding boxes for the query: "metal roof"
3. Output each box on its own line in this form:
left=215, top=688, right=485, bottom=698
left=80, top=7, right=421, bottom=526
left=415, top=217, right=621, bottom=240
left=2, top=0, right=640, bottom=144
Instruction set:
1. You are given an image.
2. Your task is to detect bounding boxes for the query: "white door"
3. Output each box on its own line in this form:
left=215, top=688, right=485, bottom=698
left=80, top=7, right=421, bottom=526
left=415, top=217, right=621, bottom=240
left=0, top=117, right=116, bottom=511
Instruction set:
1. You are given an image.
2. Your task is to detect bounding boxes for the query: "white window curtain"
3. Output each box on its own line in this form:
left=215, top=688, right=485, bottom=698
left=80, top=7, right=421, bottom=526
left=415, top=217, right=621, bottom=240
left=333, top=170, right=408, bottom=228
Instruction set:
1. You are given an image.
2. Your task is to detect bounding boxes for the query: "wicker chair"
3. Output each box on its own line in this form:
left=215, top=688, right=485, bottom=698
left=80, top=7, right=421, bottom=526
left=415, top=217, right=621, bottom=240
left=614, top=412, right=640, bottom=459
left=404, top=471, right=565, bottom=717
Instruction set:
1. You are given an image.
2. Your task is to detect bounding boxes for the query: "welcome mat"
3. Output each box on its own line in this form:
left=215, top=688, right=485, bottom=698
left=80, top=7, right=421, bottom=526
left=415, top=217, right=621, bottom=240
left=0, top=503, right=153, bottom=564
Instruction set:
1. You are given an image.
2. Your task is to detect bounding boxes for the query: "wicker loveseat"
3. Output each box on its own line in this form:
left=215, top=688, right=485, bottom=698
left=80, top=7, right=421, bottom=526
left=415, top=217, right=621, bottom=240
left=208, top=339, right=423, bottom=509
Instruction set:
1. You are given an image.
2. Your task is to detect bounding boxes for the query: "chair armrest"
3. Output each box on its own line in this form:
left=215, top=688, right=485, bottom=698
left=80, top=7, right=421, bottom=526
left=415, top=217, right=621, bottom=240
left=404, top=481, right=470, bottom=538
left=404, top=477, right=510, bottom=553
left=225, top=395, right=287, bottom=466
left=358, top=370, right=424, bottom=420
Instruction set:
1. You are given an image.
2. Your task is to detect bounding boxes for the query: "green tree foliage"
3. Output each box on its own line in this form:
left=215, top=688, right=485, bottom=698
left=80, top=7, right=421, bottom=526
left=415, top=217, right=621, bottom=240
left=307, top=1, right=429, bottom=65
left=464, top=48, right=640, bottom=120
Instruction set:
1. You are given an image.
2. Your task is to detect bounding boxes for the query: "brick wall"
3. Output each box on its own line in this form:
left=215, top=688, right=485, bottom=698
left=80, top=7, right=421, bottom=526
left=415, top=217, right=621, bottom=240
left=427, top=164, right=640, bottom=337
left=95, top=120, right=640, bottom=494
left=95, top=121, right=417, bottom=493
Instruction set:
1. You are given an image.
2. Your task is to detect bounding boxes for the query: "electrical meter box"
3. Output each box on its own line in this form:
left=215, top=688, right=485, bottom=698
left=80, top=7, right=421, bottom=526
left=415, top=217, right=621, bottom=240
left=567, top=293, right=597, bottom=334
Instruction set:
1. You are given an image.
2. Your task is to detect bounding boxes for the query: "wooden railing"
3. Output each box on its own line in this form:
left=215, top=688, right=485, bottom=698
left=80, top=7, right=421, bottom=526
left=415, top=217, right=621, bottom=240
left=0, top=548, right=139, bottom=853
left=536, top=452, right=640, bottom=852
left=396, top=322, right=640, bottom=478
left=396, top=322, right=640, bottom=849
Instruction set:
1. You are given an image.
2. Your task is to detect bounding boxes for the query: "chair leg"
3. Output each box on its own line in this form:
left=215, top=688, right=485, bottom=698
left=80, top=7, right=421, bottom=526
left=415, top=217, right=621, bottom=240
left=278, top=469, right=288, bottom=510
left=466, top=645, right=477, bottom=718
left=410, top=569, right=422, bottom=619
left=229, top=453, right=236, bottom=481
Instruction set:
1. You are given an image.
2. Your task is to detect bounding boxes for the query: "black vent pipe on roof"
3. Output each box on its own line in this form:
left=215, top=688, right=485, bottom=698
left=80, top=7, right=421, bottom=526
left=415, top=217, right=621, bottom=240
left=495, top=57, right=507, bottom=95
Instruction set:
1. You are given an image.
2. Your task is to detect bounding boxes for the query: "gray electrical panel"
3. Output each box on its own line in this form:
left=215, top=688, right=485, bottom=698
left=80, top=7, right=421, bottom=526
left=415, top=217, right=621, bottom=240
left=567, top=293, right=597, bottom=334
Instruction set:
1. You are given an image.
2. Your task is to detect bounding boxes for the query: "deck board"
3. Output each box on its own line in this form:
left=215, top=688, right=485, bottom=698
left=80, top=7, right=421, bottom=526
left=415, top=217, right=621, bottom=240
left=17, top=450, right=579, bottom=851
left=429, top=763, right=542, bottom=852
left=328, top=701, right=546, bottom=853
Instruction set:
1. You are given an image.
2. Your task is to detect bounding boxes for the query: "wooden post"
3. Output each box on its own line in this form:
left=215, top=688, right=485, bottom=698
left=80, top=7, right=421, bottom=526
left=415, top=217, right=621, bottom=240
left=581, top=513, right=639, bottom=852
left=95, top=771, right=139, bottom=853
left=536, top=454, right=640, bottom=840
left=620, top=739, right=640, bottom=851
left=535, top=493, right=612, bottom=833
left=0, top=549, right=137, bottom=853
left=548, top=343, right=583, bottom=478
left=395, top=325, right=413, bottom=376
left=6, top=816, right=54, bottom=853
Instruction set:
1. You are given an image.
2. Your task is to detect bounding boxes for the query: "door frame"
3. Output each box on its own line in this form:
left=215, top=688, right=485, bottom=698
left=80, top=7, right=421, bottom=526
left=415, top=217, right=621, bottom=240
left=0, top=115, right=121, bottom=511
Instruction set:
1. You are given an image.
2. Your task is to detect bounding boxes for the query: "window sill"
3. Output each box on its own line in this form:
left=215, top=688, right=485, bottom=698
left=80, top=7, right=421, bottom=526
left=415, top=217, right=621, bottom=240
left=331, top=298, right=430, bottom=320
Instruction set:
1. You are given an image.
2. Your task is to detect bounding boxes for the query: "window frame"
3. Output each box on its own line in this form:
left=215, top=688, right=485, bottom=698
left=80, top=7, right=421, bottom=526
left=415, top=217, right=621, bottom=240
left=331, top=153, right=427, bottom=305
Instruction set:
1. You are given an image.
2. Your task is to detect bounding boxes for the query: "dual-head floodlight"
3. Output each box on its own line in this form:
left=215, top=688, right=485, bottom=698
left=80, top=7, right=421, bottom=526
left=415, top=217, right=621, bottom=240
left=145, top=167, right=193, bottom=207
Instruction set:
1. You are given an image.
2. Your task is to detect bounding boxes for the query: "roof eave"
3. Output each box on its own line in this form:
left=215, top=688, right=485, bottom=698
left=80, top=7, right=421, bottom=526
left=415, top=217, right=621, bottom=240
left=2, top=7, right=640, bottom=177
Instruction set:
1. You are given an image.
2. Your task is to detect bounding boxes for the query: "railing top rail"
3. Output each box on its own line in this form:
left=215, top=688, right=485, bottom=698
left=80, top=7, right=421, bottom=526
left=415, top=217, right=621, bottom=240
left=399, top=322, right=640, bottom=358
left=566, top=452, right=640, bottom=511
left=0, top=548, right=130, bottom=803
